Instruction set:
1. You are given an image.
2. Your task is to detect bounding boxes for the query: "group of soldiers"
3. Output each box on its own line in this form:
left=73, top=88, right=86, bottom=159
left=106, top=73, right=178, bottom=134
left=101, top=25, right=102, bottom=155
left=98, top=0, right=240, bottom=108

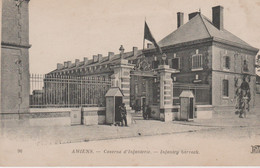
left=235, top=75, right=251, bottom=118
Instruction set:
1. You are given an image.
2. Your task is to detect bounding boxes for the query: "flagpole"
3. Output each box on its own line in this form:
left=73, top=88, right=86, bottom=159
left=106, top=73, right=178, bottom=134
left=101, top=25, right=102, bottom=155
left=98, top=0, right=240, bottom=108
left=143, top=17, right=146, bottom=51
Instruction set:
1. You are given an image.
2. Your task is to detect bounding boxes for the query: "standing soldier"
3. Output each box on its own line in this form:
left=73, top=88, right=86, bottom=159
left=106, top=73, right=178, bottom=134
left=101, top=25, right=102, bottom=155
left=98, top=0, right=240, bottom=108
left=120, top=103, right=127, bottom=126
left=239, top=75, right=251, bottom=118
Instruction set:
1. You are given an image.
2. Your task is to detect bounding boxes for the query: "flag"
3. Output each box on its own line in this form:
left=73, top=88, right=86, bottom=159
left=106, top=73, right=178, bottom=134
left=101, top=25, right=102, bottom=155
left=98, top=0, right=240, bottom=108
left=144, top=21, right=162, bottom=54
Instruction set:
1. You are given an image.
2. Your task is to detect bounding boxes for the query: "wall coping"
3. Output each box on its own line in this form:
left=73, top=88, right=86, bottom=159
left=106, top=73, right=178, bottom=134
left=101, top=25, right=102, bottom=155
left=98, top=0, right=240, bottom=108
left=29, top=108, right=72, bottom=113
left=172, top=105, right=180, bottom=108
left=195, top=105, right=213, bottom=108
left=82, top=107, right=105, bottom=112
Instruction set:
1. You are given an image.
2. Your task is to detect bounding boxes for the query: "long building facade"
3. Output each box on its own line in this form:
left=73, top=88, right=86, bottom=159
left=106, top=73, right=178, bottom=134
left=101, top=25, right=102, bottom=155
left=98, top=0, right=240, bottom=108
left=47, top=6, right=259, bottom=117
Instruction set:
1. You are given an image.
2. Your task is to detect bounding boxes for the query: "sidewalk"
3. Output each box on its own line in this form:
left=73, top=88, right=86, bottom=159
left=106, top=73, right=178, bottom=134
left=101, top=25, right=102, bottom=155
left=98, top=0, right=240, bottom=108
left=0, top=120, right=216, bottom=145
left=174, top=108, right=260, bottom=127
left=1, top=108, right=259, bottom=145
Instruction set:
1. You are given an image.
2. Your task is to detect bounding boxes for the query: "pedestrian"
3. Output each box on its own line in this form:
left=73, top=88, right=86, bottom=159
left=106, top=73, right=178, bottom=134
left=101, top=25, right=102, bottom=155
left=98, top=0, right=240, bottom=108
left=120, top=103, right=127, bottom=126
left=146, top=105, right=151, bottom=119
left=143, top=107, right=148, bottom=120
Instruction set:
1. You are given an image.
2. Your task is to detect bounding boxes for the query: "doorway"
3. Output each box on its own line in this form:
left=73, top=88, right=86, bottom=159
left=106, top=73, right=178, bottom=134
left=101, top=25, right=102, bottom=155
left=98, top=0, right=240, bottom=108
left=115, top=96, right=122, bottom=123
left=189, top=98, right=194, bottom=119
left=141, top=97, right=146, bottom=114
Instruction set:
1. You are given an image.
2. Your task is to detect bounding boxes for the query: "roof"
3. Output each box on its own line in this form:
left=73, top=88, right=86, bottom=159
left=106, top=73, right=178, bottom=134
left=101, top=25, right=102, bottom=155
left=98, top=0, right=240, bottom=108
left=48, top=49, right=143, bottom=74
left=179, top=90, right=194, bottom=98
left=105, top=87, right=124, bottom=97
left=158, top=13, right=254, bottom=49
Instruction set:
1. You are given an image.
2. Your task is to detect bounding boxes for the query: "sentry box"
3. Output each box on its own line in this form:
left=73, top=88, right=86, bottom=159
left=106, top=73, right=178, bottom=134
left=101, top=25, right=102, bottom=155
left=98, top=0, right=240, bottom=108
left=179, top=90, right=195, bottom=121
left=105, top=87, right=124, bottom=125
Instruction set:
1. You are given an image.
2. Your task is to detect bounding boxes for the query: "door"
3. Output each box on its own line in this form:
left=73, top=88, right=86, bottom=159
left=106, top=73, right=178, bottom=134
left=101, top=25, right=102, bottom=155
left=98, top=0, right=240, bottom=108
left=115, top=97, right=122, bottom=123
left=189, top=98, right=194, bottom=119
left=180, top=98, right=189, bottom=120
left=141, top=97, right=146, bottom=113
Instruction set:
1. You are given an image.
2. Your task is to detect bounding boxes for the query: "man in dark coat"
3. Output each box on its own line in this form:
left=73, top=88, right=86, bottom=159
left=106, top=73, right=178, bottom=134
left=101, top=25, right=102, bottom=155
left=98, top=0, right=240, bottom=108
left=146, top=105, right=151, bottom=119
left=120, top=103, right=127, bottom=126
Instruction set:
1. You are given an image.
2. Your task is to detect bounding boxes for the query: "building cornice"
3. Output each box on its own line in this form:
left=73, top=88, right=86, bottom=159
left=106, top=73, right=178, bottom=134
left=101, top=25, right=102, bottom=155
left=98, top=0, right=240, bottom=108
left=1, top=41, right=31, bottom=49
left=212, top=37, right=259, bottom=54
left=143, top=37, right=259, bottom=55
left=143, top=38, right=214, bottom=54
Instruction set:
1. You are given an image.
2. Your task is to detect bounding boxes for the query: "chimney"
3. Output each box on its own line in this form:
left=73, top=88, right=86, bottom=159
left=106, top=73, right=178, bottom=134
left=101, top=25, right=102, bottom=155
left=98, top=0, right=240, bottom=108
left=98, top=54, right=103, bottom=62
left=189, top=12, right=199, bottom=20
left=84, top=57, right=88, bottom=65
left=108, top=52, right=114, bottom=60
left=57, top=63, right=63, bottom=70
left=147, top=43, right=153, bottom=48
left=177, top=12, right=184, bottom=28
left=212, top=5, right=224, bottom=30
left=75, top=59, right=80, bottom=67
left=64, top=61, right=68, bottom=68
left=133, top=47, right=138, bottom=56
left=93, top=55, right=98, bottom=62
left=67, top=61, right=72, bottom=68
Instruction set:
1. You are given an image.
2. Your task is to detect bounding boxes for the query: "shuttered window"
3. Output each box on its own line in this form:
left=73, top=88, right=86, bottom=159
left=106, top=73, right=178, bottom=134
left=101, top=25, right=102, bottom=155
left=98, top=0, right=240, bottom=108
left=152, top=61, right=159, bottom=69
left=222, top=79, right=229, bottom=97
left=192, top=54, right=203, bottom=69
left=223, top=56, right=230, bottom=69
left=171, top=58, right=180, bottom=69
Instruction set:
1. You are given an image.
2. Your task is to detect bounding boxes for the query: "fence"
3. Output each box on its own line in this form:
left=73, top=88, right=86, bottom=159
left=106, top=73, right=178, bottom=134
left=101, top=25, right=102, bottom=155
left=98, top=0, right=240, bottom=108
left=30, top=74, right=111, bottom=108
left=173, top=83, right=211, bottom=105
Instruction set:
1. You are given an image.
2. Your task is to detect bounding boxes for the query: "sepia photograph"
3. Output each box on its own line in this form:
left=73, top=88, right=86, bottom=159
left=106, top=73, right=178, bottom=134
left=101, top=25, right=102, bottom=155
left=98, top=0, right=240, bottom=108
left=0, top=0, right=260, bottom=166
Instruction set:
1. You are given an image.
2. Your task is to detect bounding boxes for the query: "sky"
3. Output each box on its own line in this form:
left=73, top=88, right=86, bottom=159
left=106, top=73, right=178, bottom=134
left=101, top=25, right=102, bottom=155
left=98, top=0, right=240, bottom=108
left=29, top=0, right=260, bottom=74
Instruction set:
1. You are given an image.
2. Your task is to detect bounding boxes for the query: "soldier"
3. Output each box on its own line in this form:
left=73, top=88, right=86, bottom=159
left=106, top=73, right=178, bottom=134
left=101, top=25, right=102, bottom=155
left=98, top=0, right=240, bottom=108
left=120, top=103, right=127, bottom=126
left=239, top=76, right=251, bottom=118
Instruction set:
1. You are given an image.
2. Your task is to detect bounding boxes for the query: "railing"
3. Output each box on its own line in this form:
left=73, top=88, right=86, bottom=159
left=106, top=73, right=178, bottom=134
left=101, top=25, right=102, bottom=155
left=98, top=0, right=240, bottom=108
left=173, top=83, right=211, bottom=105
left=30, top=74, right=111, bottom=108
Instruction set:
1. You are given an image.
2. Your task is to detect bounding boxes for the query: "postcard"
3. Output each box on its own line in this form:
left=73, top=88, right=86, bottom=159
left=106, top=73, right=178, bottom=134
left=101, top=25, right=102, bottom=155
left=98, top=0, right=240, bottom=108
left=0, top=0, right=260, bottom=166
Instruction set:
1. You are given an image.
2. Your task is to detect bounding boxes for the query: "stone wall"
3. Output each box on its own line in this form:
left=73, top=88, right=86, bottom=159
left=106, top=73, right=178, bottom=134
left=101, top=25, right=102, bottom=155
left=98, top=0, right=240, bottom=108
left=82, top=107, right=106, bottom=125
left=0, top=107, right=106, bottom=127
left=1, top=0, right=30, bottom=114
left=173, top=105, right=213, bottom=120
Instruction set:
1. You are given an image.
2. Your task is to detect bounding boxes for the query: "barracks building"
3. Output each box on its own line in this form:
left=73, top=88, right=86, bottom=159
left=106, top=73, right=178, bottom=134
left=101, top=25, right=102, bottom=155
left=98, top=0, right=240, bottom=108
left=47, top=6, right=259, bottom=118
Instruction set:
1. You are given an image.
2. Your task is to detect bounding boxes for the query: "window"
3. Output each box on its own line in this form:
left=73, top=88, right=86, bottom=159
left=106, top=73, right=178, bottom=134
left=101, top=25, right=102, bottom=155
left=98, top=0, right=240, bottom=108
left=171, top=58, right=180, bottom=69
left=243, top=60, right=249, bottom=72
left=222, top=79, right=229, bottom=97
left=223, top=56, right=230, bottom=69
left=192, top=54, right=203, bottom=69
left=152, top=60, right=159, bottom=69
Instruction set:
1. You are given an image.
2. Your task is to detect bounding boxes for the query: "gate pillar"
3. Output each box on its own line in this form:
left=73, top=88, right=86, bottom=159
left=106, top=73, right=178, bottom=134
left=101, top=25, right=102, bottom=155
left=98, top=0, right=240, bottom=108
left=112, top=59, right=135, bottom=116
left=156, top=65, right=175, bottom=122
